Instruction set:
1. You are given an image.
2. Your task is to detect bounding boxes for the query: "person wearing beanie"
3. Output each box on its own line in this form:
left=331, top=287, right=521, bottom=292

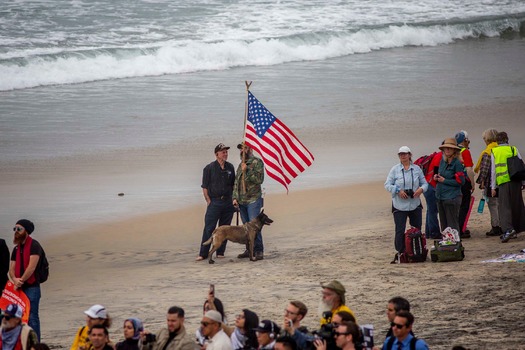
left=455, top=130, right=476, bottom=238
left=8, top=219, right=45, bottom=340
left=319, top=281, right=356, bottom=326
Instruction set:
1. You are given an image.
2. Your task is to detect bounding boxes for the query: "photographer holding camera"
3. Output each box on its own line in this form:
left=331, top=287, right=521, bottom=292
left=141, top=306, right=194, bottom=350
left=384, top=146, right=428, bottom=261
left=313, top=321, right=361, bottom=350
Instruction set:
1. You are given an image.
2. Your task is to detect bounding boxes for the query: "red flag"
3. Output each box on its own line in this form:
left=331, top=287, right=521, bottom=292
left=0, top=281, right=30, bottom=323
left=244, top=91, right=314, bottom=191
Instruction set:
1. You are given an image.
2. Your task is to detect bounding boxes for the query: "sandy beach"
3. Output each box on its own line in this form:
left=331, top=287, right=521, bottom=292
left=39, top=154, right=525, bottom=349
left=39, top=182, right=525, bottom=350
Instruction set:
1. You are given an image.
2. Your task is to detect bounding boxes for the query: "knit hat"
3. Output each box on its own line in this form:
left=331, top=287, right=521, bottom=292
left=84, top=304, right=108, bottom=319
left=16, top=219, right=34, bottom=235
left=321, top=280, right=346, bottom=305
left=125, top=318, right=144, bottom=340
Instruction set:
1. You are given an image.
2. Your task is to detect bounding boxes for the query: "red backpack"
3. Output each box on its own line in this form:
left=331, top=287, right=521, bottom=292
left=399, top=227, right=428, bottom=263
left=414, top=151, right=439, bottom=176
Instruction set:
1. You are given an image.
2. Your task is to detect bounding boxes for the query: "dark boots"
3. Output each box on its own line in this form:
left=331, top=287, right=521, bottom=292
left=486, top=226, right=503, bottom=236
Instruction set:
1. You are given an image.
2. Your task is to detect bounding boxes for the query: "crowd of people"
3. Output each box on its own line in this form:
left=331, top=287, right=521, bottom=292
left=384, top=129, right=525, bottom=256
left=60, top=281, right=436, bottom=350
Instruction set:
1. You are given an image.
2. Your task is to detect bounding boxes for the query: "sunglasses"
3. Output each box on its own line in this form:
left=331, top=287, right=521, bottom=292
left=4, top=316, right=13, bottom=321
left=13, top=227, right=24, bottom=232
left=334, top=331, right=350, bottom=337
left=391, top=322, right=407, bottom=329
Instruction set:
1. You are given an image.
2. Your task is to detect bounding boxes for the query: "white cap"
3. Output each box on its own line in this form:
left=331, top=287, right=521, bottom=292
left=84, top=304, right=107, bottom=319
left=398, top=146, right=411, bottom=154
left=203, top=310, right=223, bottom=323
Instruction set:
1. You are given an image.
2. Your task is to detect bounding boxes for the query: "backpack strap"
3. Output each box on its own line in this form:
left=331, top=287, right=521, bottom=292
left=410, top=337, right=418, bottom=350
left=78, top=326, right=86, bottom=337
left=386, top=336, right=395, bottom=350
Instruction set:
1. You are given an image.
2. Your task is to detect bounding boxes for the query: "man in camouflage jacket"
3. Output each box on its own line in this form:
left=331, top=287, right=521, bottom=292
left=233, top=143, right=265, bottom=260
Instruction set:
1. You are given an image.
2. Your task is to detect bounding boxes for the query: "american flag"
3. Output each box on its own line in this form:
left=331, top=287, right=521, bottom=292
left=244, top=91, right=314, bottom=191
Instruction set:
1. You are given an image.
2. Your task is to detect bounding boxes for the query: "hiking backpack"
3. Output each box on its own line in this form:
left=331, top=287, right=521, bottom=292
left=414, top=151, right=439, bottom=176
left=402, top=227, right=427, bottom=263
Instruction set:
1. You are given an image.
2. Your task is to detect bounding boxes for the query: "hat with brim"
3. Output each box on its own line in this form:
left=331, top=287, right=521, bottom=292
left=321, top=280, right=346, bottom=305
left=439, top=138, right=461, bottom=151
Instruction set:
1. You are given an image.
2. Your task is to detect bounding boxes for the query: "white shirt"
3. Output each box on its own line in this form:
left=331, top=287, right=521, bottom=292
left=206, top=329, right=233, bottom=350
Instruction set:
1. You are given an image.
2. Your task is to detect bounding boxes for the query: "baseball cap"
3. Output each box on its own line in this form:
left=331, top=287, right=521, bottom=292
left=398, top=146, right=411, bottom=154
left=214, top=143, right=230, bottom=153
left=84, top=304, right=107, bottom=319
left=254, top=320, right=280, bottom=334
left=4, top=304, right=23, bottom=318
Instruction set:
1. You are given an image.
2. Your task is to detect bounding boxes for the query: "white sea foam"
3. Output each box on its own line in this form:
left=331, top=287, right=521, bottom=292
left=1, top=18, right=522, bottom=91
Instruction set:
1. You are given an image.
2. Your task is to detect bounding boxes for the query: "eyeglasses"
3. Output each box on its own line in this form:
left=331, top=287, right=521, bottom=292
left=13, top=227, right=24, bottom=232
left=236, top=314, right=245, bottom=319
left=391, top=322, right=406, bottom=329
left=334, top=331, right=349, bottom=337
left=284, top=309, right=298, bottom=316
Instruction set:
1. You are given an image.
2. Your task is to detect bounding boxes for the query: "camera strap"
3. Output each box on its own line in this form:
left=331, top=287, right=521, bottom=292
left=402, top=167, right=414, bottom=190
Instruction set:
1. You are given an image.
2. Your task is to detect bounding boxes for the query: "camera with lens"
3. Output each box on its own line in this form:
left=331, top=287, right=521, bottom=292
left=404, top=189, right=414, bottom=198
left=144, top=333, right=157, bottom=343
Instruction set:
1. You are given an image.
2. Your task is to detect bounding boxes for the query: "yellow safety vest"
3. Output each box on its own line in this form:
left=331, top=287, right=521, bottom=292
left=492, top=145, right=514, bottom=186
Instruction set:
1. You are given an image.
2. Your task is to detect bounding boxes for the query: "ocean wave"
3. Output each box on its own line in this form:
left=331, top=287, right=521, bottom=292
left=1, top=15, right=523, bottom=91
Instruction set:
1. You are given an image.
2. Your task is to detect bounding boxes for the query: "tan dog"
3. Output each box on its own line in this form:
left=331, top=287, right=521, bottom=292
left=202, top=211, right=273, bottom=264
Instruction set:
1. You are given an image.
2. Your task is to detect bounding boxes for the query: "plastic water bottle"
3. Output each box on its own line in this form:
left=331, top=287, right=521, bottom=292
left=477, top=197, right=485, bottom=213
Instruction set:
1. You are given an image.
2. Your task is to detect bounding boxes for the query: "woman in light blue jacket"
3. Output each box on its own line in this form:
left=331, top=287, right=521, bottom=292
left=385, top=146, right=428, bottom=256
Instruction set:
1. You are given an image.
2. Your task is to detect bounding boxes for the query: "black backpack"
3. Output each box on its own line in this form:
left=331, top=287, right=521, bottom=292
left=35, top=245, right=49, bottom=284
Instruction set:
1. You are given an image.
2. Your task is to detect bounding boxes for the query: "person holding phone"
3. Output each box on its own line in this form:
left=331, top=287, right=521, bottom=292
left=434, top=138, right=465, bottom=233
left=384, top=146, right=428, bottom=259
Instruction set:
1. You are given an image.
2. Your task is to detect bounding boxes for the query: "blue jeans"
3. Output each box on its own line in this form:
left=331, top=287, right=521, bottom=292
left=239, top=197, right=264, bottom=253
left=393, top=206, right=422, bottom=253
left=199, top=199, right=235, bottom=258
left=24, top=285, right=41, bottom=340
left=423, top=185, right=440, bottom=238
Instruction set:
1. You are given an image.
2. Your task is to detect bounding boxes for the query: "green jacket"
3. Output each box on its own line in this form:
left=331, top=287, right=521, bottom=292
left=233, top=155, right=264, bottom=205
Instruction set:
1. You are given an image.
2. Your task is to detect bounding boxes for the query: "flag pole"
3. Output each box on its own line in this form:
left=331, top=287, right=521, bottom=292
left=240, top=81, right=252, bottom=194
